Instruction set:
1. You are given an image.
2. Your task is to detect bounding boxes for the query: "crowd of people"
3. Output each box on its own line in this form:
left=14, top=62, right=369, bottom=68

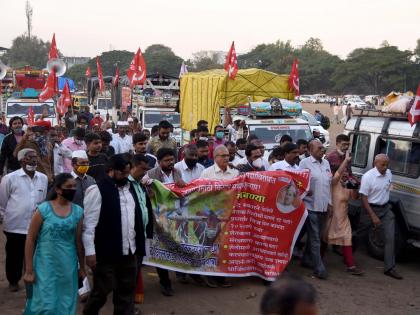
left=0, top=108, right=403, bottom=315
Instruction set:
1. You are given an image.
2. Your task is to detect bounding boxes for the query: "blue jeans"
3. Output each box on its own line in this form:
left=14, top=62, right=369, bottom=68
left=302, top=211, right=327, bottom=275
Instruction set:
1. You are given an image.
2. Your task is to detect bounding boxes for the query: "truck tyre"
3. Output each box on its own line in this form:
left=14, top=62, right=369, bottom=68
left=367, top=222, right=406, bottom=261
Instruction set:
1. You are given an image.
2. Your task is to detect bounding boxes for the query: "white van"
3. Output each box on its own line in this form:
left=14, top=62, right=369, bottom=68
left=6, top=97, right=57, bottom=125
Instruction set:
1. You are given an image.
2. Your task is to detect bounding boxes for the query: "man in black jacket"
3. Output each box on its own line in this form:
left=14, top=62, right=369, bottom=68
left=82, top=154, right=153, bottom=315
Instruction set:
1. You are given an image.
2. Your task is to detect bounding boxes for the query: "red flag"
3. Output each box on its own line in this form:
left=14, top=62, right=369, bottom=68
left=27, top=106, right=35, bottom=127
left=85, top=66, right=91, bottom=77
left=408, top=83, right=420, bottom=126
left=127, top=48, right=147, bottom=88
left=96, top=57, right=105, bottom=93
left=113, top=67, right=120, bottom=87
left=39, top=68, right=57, bottom=102
left=224, top=41, right=238, bottom=79
left=48, top=33, right=59, bottom=60
left=288, top=59, right=300, bottom=96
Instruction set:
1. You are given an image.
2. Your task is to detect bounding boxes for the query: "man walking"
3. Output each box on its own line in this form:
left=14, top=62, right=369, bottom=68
left=146, top=120, right=177, bottom=156
left=359, top=154, right=402, bottom=280
left=71, top=150, right=96, bottom=208
left=270, top=143, right=300, bottom=171
left=299, top=140, right=332, bottom=279
left=0, top=149, right=48, bottom=292
left=83, top=154, right=151, bottom=314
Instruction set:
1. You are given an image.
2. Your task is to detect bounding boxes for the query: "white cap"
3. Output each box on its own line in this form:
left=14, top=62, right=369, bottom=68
left=117, top=121, right=129, bottom=126
left=127, top=117, right=134, bottom=122
left=17, top=148, right=36, bottom=161
left=72, top=150, right=88, bottom=159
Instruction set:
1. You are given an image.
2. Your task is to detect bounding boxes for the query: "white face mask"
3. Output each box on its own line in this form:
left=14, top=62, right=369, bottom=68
left=252, top=158, right=263, bottom=169
left=237, top=150, right=245, bottom=157
left=75, top=139, right=83, bottom=145
left=25, top=164, right=37, bottom=172
left=299, top=154, right=306, bottom=160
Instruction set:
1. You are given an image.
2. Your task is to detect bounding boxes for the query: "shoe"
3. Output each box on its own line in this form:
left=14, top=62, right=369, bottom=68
left=8, top=283, right=19, bottom=292
left=217, top=277, right=232, bottom=288
left=203, top=276, right=218, bottom=288
left=384, top=268, right=403, bottom=280
left=160, top=284, right=174, bottom=296
left=312, top=272, right=328, bottom=280
left=347, top=266, right=364, bottom=276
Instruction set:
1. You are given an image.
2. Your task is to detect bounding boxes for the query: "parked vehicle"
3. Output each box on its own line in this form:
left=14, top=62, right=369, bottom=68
left=347, top=96, right=368, bottom=109
left=313, top=93, right=328, bottom=103
left=344, top=113, right=420, bottom=259
left=300, top=110, right=330, bottom=147
left=298, top=95, right=317, bottom=103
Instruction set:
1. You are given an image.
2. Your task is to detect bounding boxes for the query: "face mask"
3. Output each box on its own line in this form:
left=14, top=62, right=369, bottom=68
left=215, top=131, right=224, bottom=140
left=199, top=137, right=208, bottom=141
left=252, top=158, right=263, bottom=169
left=299, top=154, right=307, bottom=160
left=13, top=127, right=23, bottom=134
left=114, top=177, right=128, bottom=187
left=61, top=189, right=76, bottom=201
left=25, top=164, right=37, bottom=172
left=185, top=158, right=198, bottom=169
left=76, top=165, right=90, bottom=174
left=237, top=150, right=245, bottom=158
left=75, top=139, right=83, bottom=145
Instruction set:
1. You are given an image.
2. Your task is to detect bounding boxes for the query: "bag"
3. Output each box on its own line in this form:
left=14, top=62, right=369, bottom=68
left=320, top=115, right=330, bottom=130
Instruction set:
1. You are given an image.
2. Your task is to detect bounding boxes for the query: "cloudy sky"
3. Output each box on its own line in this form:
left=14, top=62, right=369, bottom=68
left=1, top=0, right=419, bottom=59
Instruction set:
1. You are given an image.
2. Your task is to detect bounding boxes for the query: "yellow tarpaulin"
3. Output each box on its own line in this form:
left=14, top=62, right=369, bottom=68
left=180, top=68, right=293, bottom=132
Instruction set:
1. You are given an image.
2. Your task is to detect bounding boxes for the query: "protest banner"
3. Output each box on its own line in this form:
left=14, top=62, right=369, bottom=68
left=143, top=170, right=310, bottom=281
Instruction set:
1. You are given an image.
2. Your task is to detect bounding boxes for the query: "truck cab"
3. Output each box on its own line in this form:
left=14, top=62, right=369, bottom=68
left=232, top=98, right=312, bottom=157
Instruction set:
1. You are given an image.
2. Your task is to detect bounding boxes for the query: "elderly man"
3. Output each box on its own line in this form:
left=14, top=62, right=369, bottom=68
left=271, top=143, right=300, bottom=171
left=112, top=121, right=133, bottom=154
left=359, top=154, right=402, bottom=280
left=146, top=120, right=177, bottom=156
left=49, top=128, right=73, bottom=176
left=299, top=139, right=332, bottom=280
left=236, top=144, right=265, bottom=173
left=0, top=148, right=48, bottom=292
left=200, top=145, right=239, bottom=288
left=71, top=150, right=96, bottom=208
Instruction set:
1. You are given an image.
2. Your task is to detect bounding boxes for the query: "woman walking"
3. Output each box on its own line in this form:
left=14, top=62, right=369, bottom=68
left=23, top=173, right=85, bottom=315
left=327, top=153, right=363, bottom=275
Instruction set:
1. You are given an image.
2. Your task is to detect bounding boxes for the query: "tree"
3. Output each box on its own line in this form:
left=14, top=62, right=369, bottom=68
left=3, top=35, right=51, bottom=69
left=143, top=44, right=183, bottom=76
left=414, top=39, right=420, bottom=62
left=188, top=51, right=223, bottom=71
left=25, top=1, right=33, bottom=39
left=303, top=37, right=324, bottom=52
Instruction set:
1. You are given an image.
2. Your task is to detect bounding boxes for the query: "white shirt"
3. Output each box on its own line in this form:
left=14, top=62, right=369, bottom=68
left=231, top=155, right=243, bottom=167
left=53, top=143, right=73, bottom=176
left=200, top=163, right=239, bottom=180
left=82, top=184, right=136, bottom=256
left=299, top=156, right=332, bottom=212
left=270, top=160, right=300, bottom=171
left=359, top=167, right=392, bottom=205
left=237, top=157, right=270, bottom=170
left=0, top=169, right=48, bottom=234
left=111, top=133, right=133, bottom=154
left=161, top=170, right=174, bottom=184
left=175, top=160, right=205, bottom=184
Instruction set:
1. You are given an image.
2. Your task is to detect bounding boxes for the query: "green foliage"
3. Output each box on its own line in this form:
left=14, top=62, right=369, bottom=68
left=3, top=35, right=53, bottom=69
left=143, top=44, right=183, bottom=76
left=188, top=51, right=223, bottom=72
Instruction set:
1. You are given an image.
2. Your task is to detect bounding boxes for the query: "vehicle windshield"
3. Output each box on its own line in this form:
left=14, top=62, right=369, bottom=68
left=249, top=124, right=312, bottom=145
left=144, top=112, right=180, bottom=127
left=75, top=97, right=88, bottom=106
left=97, top=98, right=112, bottom=110
left=7, top=102, right=55, bottom=117
left=300, top=112, right=319, bottom=126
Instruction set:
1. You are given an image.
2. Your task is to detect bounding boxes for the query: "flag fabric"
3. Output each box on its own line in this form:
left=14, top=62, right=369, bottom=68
left=39, top=68, right=57, bottom=102
left=85, top=66, right=91, bottom=77
left=96, top=57, right=104, bottom=93
left=113, top=67, right=120, bottom=87
left=179, top=61, right=188, bottom=78
left=224, top=41, right=238, bottom=79
left=48, top=33, right=59, bottom=60
left=408, top=83, right=420, bottom=126
left=27, top=106, right=35, bottom=127
left=127, top=48, right=147, bottom=88
left=288, top=59, right=300, bottom=96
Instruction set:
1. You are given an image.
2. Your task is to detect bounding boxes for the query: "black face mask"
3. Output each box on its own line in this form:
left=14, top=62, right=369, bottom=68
left=185, top=158, right=198, bottom=169
left=61, top=189, right=76, bottom=201
left=198, top=156, right=207, bottom=162
left=114, top=177, right=128, bottom=187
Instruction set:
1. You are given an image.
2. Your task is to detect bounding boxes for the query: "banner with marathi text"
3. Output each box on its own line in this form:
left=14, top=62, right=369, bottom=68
left=143, top=170, right=310, bottom=281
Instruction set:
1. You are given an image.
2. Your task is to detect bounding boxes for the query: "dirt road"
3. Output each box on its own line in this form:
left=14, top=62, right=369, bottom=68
left=1, top=103, right=419, bottom=314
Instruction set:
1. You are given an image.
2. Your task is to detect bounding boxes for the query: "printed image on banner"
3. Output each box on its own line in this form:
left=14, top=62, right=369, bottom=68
left=144, top=170, right=309, bottom=281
